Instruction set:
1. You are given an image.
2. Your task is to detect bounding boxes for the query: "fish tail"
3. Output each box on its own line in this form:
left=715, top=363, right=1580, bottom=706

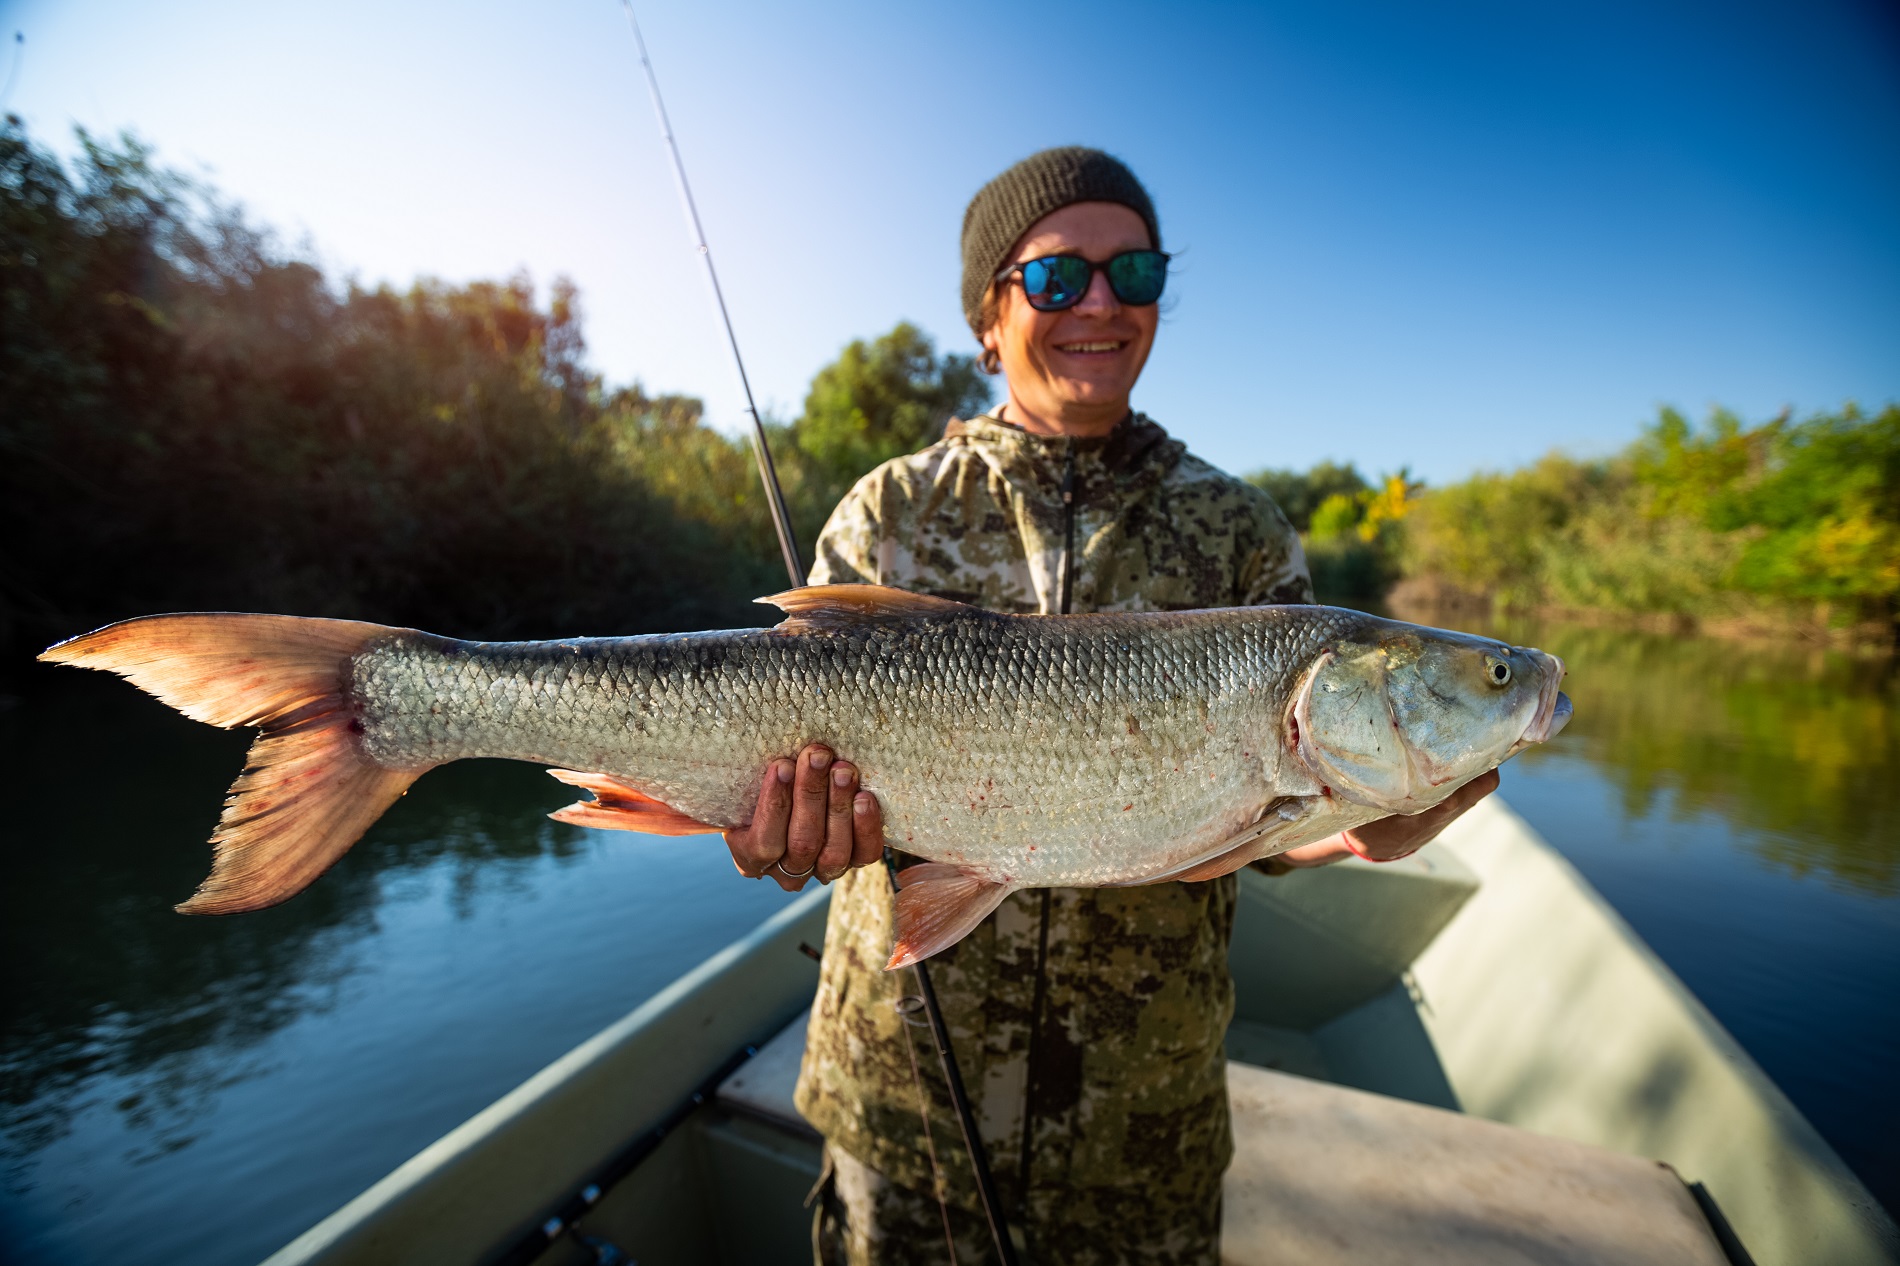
left=39, top=613, right=427, bottom=914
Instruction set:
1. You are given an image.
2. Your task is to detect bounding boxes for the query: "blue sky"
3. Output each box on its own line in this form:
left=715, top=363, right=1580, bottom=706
left=6, top=0, right=1897, bottom=483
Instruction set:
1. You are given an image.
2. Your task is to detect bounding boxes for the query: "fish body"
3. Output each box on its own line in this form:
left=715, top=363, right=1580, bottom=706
left=359, top=605, right=1329, bottom=886
left=41, top=584, right=1570, bottom=965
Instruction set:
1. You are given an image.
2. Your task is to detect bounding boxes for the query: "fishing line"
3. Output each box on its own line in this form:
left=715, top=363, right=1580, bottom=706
left=896, top=993, right=961, bottom=1263
left=616, top=9, right=1018, bottom=1262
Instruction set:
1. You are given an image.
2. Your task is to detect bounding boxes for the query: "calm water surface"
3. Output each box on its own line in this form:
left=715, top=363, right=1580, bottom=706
left=2, top=621, right=1896, bottom=1262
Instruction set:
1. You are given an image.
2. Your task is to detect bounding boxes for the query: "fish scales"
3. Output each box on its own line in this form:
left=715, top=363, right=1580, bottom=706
left=345, top=606, right=1355, bottom=887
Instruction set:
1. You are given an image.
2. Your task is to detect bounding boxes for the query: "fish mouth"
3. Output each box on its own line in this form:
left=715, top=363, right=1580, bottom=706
left=1542, top=692, right=1573, bottom=740
left=1510, top=654, right=1570, bottom=752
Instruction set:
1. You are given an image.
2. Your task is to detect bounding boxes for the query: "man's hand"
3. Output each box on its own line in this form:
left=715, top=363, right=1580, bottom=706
left=1277, top=769, right=1500, bottom=869
left=724, top=744, right=886, bottom=891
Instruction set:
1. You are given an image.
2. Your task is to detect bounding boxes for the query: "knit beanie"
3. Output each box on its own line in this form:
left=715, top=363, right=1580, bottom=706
left=959, top=146, right=1160, bottom=334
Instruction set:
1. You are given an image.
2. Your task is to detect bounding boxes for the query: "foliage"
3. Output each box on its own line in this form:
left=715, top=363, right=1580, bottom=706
left=1246, top=463, right=1416, bottom=605
left=1402, top=406, right=1900, bottom=629
left=1636, top=405, right=1900, bottom=608
left=0, top=121, right=985, bottom=661
left=791, top=322, right=989, bottom=515
left=1245, top=461, right=1369, bottom=533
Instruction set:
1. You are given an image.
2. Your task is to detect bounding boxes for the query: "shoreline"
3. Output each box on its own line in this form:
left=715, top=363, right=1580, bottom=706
left=1385, top=577, right=1897, bottom=653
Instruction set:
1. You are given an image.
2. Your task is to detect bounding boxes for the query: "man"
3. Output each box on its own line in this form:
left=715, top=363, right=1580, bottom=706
left=722, top=147, right=1497, bottom=1264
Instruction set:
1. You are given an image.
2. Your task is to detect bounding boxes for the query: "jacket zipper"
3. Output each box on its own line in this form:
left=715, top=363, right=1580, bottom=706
left=1021, top=444, right=1076, bottom=1207
left=1057, top=445, right=1076, bottom=617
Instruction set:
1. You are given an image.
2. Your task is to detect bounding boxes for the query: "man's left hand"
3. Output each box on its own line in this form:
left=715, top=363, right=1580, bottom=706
left=1276, top=768, right=1500, bottom=868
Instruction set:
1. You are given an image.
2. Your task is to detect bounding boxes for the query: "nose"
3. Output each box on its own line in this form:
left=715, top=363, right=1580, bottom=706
left=1071, top=265, right=1121, bottom=316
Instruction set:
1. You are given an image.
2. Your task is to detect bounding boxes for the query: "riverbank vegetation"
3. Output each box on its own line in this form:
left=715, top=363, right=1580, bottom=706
left=1251, top=405, right=1899, bottom=644
left=0, top=121, right=987, bottom=665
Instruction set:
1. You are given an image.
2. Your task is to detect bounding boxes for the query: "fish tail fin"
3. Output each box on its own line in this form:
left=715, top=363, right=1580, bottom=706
left=886, top=863, right=1014, bottom=970
left=39, top=613, right=426, bottom=914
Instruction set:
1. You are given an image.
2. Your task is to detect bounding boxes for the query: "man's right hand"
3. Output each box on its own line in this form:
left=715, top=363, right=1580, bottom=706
left=724, top=744, right=886, bottom=891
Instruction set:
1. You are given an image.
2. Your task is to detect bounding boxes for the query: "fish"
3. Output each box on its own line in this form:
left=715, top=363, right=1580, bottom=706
left=39, top=584, right=1570, bottom=968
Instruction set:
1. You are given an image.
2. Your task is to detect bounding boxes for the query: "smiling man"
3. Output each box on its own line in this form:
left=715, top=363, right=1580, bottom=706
left=722, top=147, right=1495, bottom=1265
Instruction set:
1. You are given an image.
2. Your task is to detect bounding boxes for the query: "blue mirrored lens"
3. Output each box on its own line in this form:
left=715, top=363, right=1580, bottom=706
left=1106, top=251, right=1168, bottom=306
left=1020, top=256, right=1092, bottom=308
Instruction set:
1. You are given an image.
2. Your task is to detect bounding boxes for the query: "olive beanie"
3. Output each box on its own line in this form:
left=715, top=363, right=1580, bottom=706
left=959, top=146, right=1159, bottom=334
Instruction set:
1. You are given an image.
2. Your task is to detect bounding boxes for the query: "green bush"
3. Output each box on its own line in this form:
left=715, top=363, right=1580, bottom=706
left=1246, top=464, right=1413, bottom=606
left=1400, top=406, right=1899, bottom=628
left=1245, top=461, right=1370, bottom=533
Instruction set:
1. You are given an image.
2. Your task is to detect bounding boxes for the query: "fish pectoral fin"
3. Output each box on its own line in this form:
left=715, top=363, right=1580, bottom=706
left=1132, top=796, right=1374, bottom=886
left=1167, top=841, right=1276, bottom=884
left=758, top=584, right=975, bottom=633
left=546, top=770, right=722, bottom=836
left=886, top=864, right=1014, bottom=970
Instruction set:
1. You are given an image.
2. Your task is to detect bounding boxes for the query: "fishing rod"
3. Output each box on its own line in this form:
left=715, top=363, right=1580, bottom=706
left=620, top=3, right=802, bottom=587
left=617, top=8, right=1019, bottom=1263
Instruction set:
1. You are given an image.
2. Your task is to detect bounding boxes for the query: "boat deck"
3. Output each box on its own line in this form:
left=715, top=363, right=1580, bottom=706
left=715, top=1009, right=1734, bottom=1265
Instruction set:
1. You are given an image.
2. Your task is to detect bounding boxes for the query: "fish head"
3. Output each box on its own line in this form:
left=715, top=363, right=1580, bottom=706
left=1291, top=623, right=1569, bottom=816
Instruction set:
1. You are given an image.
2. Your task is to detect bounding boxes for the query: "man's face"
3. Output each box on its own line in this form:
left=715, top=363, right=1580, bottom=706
left=983, top=201, right=1160, bottom=428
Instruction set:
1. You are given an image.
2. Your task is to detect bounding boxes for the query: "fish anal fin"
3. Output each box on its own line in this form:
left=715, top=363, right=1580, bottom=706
left=886, top=863, right=1013, bottom=970
left=547, top=770, right=722, bottom=836
left=759, top=584, right=975, bottom=633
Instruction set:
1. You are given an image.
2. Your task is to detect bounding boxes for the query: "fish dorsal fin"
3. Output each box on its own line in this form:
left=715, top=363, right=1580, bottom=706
left=759, top=584, right=975, bottom=633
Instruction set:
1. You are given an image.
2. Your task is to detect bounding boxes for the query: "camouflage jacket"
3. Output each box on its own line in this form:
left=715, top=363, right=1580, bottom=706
left=793, top=412, right=1312, bottom=1225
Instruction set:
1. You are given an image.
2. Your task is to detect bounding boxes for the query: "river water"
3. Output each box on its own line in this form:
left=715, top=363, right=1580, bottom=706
left=2, top=622, right=1895, bottom=1263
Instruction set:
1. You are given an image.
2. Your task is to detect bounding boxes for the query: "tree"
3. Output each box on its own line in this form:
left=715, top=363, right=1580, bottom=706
left=793, top=322, right=991, bottom=495
left=1245, top=461, right=1371, bottom=532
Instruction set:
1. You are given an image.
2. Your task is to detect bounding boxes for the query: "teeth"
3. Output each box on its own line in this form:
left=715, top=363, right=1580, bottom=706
left=1059, top=341, right=1123, bottom=353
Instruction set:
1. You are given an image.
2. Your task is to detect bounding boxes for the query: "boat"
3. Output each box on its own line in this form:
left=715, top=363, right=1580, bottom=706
left=259, top=798, right=1899, bottom=1265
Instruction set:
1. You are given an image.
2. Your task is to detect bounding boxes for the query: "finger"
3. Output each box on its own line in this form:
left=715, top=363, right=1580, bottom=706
left=816, top=761, right=858, bottom=883
left=850, top=790, right=885, bottom=871
left=726, top=759, right=794, bottom=878
left=1345, top=810, right=1430, bottom=862
left=1397, top=769, right=1503, bottom=854
left=778, top=744, right=833, bottom=891
left=1461, top=768, right=1501, bottom=805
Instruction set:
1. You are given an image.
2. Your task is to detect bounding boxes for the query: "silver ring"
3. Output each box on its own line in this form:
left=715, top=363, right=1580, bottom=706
left=775, top=858, right=816, bottom=879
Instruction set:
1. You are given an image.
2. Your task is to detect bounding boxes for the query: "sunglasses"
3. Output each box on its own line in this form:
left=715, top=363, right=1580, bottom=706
left=994, top=249, right=1171, bottom=312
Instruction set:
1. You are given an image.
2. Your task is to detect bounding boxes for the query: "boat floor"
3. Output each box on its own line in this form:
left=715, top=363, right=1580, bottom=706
left=717, top=1012, right=1733, bottom=1266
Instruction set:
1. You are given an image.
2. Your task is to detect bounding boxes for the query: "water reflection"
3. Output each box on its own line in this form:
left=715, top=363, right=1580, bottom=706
left=0, top=668, right=588, bottom=1179
left=1455, top=617, right=1899, bottom=896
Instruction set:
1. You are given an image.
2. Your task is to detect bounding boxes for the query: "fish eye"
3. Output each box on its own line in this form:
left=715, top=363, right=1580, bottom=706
left=1484, top=656, right=1512, bottom=687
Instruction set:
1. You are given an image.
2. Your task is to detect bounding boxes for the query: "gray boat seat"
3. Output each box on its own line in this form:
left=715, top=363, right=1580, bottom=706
left=1222, top=1060, right=1731, bottom=1265
left=719, top=1014, right=1731, bottom=1265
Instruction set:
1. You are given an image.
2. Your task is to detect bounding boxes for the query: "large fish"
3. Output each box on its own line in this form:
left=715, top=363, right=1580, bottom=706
left=41, top=585, right=1569, bottom=967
